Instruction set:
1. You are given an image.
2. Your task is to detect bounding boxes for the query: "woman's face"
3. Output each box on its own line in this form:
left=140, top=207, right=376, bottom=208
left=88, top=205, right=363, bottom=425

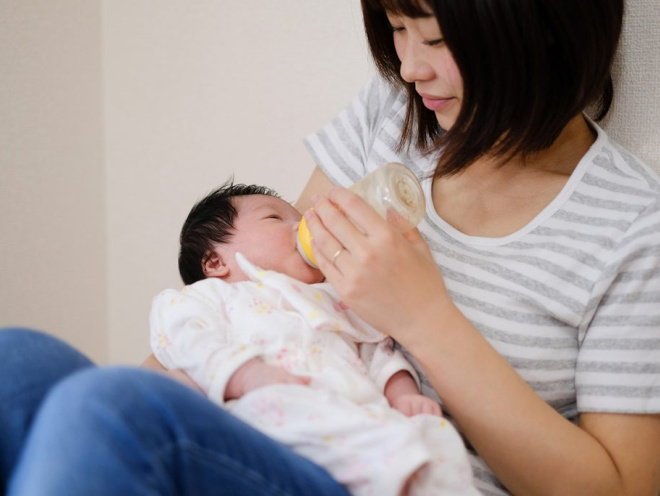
left=387, top=10, right=463, bottom=130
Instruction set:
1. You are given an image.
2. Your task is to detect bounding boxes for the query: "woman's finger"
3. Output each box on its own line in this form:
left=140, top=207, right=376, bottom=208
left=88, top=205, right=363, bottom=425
left=402, top=227, right=436, bottom=261
left=303, top=208, right=349, bottom=279
left=325, top=185, right=391, bottom=235
left=310, top=192, right=368, bottom=256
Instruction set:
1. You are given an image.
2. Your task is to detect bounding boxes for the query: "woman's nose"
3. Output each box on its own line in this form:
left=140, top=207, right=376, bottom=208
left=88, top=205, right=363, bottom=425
left=399, top=42, right=434, bottom=83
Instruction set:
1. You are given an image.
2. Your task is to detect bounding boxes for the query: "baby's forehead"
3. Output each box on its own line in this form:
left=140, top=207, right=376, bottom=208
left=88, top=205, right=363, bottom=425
left=235, top=194, right=296, bottom=214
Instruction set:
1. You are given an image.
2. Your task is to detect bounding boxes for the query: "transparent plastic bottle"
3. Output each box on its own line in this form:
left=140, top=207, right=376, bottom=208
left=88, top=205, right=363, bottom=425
left=297, top=162, right=425, bottom=268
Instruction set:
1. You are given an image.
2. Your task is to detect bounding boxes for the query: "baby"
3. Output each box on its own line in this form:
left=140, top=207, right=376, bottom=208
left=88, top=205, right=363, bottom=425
left=150, top=181, right=478, bottom=496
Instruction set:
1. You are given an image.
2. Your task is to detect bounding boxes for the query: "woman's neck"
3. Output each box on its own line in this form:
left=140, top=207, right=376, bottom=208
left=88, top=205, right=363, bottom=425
left=469, top=114, right=597, bottom=177
left=431, top=114, right=597, bottom=238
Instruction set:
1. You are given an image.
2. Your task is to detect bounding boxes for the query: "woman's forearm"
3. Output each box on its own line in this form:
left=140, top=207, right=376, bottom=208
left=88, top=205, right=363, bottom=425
left=409, top=305, right=655, bottom=496
left=295, top=166, right=334, bottom=213
left=141, top=354, right=204, bottom=393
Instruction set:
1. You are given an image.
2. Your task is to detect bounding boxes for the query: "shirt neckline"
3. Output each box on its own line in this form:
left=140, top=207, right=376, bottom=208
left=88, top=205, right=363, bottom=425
left=422, top=117, right=607, bottom=247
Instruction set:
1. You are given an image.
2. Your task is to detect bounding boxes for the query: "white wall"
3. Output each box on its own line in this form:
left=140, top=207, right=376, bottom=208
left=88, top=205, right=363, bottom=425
left=0, top=0, right=106, bottom=363
left=1, top=1, right=658, bottom=365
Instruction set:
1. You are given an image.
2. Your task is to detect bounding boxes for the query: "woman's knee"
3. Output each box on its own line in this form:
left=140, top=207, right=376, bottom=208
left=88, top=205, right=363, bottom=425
left=10, top=368, right=194, bottom=495
left=0, top=328, right=95, bottom=490
left=38, top=367, right=202, bottom=442
left=0, top=327, right=95, bottom=410
left=43, top=367, right=167, bottom=418
left=0, top=327, right=69, bottom=349
left=0, top=327, right=94, bottom=376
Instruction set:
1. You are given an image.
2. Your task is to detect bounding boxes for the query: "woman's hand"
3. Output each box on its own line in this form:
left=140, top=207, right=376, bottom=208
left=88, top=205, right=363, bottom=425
left=305, top=186, right=454, bottom=348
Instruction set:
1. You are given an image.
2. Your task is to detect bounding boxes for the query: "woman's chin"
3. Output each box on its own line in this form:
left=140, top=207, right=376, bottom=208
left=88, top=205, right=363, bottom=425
left=434, top=108, right=459, bottom=131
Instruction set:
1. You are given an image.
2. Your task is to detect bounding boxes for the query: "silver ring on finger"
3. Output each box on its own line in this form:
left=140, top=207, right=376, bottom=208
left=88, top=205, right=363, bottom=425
left=332, top=247, right=345, bottom=265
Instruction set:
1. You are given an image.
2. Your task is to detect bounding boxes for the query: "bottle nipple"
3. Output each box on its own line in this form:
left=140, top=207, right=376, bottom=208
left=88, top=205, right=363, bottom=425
left=297, top=216, right=317, bottom=268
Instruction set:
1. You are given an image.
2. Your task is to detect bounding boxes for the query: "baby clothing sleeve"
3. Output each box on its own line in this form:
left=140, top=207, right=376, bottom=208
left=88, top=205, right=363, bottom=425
left=360, top=338, right=421, bottom=393
left=150, top=280, right=263, bottom=405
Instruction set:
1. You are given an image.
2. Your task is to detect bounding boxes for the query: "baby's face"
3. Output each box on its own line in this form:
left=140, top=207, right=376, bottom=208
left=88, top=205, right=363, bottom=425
left=212, top=195, right=324, bottom=284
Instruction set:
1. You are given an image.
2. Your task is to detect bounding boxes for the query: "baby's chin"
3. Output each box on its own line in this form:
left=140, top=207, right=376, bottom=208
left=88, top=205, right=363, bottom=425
left=301, top=268, right=325, bottom=284
left=292, top=262, right=324, bottom=284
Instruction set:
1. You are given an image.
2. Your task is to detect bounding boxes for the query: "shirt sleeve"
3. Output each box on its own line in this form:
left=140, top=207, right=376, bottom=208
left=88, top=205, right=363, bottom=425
left=360, top=338, right=421, bottom=393
left=303, top=76, right=400, bottom=187
left=149, top=282, right=263, bottom=405
left=576, top=199, right=660, bottom=413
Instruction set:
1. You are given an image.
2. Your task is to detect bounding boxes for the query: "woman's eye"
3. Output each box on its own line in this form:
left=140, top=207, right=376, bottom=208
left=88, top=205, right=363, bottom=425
left=425, top=38, right=444, bottom=47
left=266, top=215, right=282, bottom=220
left=390, top=25, right=405, bottom=33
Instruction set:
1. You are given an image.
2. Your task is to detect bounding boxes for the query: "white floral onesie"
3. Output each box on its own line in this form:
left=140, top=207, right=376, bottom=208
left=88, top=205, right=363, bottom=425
left=150, top=253, right=478, bottom=496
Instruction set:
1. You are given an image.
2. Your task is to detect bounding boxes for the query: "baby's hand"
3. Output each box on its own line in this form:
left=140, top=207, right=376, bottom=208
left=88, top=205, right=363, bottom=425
left=225, top=359, right=310, bottom=400
left=391, top=393, right=442, bottom=417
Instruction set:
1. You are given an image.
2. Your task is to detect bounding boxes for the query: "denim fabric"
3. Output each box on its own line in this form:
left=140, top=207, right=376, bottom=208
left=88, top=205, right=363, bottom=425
left=0, top=328, right=349, bottom=496
left=0, top=327, right=95, bottom=491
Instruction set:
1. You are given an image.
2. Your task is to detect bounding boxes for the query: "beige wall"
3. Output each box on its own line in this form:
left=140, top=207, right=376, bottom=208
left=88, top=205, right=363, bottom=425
left=103, top=0, right=372, bottom=364
left=603, top=0, right=660, bottom=169
left=0, top=0, right=106, bottom=362
left=1, top=1, right=658, bottom=365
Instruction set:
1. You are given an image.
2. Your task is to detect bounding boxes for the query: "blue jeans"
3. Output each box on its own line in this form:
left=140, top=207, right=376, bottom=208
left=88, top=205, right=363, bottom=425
left=0, top=328, right=350, bottom=496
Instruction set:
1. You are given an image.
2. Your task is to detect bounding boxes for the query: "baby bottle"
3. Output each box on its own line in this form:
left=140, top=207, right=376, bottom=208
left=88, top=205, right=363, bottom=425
left=297, top=162, right=425, bottom=268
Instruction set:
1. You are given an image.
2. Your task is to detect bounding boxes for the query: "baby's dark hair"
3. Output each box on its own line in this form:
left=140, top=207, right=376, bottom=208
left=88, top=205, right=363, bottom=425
left=178, top=180, right=281, bottom=285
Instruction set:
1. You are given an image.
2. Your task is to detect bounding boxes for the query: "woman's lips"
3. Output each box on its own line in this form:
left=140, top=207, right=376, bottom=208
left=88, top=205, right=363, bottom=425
left=420, top=94, right=453, bottom=112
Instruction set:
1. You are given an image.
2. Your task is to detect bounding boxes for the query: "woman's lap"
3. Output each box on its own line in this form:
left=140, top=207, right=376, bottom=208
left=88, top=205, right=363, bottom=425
left=1, top=328, right=348, bottom=496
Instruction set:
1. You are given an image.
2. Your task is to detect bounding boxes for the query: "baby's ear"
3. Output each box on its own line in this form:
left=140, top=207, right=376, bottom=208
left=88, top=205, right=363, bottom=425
left=202, top=250, right=230, bottom=279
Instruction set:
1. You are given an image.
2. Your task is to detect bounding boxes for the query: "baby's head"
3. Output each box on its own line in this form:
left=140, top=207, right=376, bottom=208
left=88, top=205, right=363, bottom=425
left=179, top=181, right=324, bottom=285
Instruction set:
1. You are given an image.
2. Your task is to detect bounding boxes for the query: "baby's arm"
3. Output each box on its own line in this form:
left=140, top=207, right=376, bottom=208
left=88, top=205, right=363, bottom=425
left=151, top=284, right=312, bottom=403
left=360, top=337, right=442, bottom=417
left=225, top=358, right=310, bottom=400
left=384, top=370, right=442, bottom=417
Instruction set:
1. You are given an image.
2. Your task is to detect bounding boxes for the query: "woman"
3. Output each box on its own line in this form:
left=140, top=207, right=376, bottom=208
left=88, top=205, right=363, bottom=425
left=2, top=1, right=659, bottom=495
left=300, top=1, right=660, bottom=494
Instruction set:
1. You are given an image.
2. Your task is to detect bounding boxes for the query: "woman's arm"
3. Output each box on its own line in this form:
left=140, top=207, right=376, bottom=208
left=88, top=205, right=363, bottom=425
left=305, top=186, right=660, bottom=496
left=295, top=166, right=334, bottom=213
left=142, top=353, right=204, bottom=393
left=413, top=310, right=660, bottom=496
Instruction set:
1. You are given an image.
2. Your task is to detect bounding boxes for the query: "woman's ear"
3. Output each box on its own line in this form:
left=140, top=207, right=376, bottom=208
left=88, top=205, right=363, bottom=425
left=202, top=250, right=230, bottom=279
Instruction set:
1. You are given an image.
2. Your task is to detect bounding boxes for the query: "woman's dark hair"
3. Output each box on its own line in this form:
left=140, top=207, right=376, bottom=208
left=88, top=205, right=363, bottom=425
left=361, top=0, right=624, bottom=176
left=178, top=180, right=280, bottom=285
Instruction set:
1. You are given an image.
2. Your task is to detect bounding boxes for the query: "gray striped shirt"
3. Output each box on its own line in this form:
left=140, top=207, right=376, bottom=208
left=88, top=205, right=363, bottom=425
left=304, top=76, right=660, bottom=495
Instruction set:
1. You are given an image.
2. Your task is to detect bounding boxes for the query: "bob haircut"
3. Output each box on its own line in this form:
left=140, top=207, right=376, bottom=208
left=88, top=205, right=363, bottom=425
left=361, top=0, right=624, bottom=176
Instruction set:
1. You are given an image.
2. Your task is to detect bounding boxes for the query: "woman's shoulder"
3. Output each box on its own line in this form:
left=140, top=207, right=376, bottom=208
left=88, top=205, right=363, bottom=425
left=359, top=74, right=407, bottom=111
left=341, top=75, right=408, bottom=141
left=574, top=123, right=660, bottom=255
left=304, top=75, right=412, bottom=186
left=589, top=122, right=660, bottom=196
